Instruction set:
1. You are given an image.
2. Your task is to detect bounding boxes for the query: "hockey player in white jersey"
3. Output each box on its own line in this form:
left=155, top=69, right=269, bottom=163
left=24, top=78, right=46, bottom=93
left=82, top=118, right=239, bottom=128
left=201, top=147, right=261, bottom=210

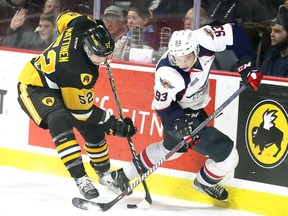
left=102, top=23, right=263, bottom=201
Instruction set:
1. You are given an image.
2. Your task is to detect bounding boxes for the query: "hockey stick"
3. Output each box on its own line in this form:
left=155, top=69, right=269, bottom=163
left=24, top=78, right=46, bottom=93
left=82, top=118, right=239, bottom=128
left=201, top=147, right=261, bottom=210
left=104, top=61, right=152, bottom=208
left=72, top=82, right=248, bottom=211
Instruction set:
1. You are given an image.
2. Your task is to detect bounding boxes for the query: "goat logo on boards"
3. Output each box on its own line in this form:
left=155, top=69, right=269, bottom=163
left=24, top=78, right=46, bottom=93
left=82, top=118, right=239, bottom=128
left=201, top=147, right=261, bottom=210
left=245, top=99, right=288, bottom=168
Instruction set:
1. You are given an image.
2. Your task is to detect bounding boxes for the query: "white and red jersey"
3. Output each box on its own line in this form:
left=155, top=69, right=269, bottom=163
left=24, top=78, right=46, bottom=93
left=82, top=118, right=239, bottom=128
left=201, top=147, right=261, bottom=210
left=153, top=24, right=234, bottom=122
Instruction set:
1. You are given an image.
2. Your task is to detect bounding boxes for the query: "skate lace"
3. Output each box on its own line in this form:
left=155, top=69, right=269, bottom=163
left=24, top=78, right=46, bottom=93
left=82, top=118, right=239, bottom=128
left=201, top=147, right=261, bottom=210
left=76, top=176, right=94, bottom=191
left=210, top=184, right=224, bottom=195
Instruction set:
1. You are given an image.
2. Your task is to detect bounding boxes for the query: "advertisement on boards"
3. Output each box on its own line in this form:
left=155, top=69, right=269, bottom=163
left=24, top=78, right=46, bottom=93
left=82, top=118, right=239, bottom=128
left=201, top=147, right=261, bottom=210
left=235, top=82, right=288, bottom=187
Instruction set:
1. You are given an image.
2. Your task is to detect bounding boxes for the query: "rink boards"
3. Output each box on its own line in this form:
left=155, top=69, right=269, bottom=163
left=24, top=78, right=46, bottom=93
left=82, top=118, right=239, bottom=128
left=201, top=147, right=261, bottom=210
left=0, top=47, right=287, bottom=215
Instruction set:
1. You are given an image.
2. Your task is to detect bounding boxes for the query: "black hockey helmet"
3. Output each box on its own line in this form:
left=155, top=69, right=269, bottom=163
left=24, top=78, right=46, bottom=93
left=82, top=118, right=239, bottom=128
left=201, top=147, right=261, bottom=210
left=83, top=24, right=115, bottom=57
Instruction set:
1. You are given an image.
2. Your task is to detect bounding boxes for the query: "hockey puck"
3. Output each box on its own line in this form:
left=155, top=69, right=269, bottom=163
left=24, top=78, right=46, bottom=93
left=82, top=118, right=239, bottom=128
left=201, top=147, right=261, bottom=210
left=127, top=204, right=137, bottom=209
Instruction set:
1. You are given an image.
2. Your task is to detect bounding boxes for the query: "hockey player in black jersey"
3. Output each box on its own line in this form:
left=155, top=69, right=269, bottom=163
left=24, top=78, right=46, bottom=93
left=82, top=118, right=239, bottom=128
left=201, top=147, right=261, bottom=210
left=102, top=24, right=263, bottom=201
left=17, top=11, right=137, bottom=200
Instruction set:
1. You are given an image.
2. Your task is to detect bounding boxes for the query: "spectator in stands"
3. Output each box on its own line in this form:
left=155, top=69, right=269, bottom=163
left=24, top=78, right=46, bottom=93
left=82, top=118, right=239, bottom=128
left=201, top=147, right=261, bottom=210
left=260, top=5, right=288, bottom=77
left=42, top=0, right=63, bottom=15
left=102, top=5, right=128, bottom=60
left=4, top=12, right=58, bottom=50
left=6, top=0, right=62, bottom=36
left=34, top=0, right=63, bottom=33
left=183, top=7, right=208, bottom=30
left=103, top=5, right=127, bottom=43
left=126, top=5, right=160, bottom=50
left=115, top=5, right=160, bottom=61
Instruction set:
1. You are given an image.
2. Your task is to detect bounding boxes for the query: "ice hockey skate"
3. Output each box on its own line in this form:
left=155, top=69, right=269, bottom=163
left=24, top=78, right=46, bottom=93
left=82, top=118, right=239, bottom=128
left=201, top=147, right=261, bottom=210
left=101, top=168, right=132, bottom=195
left=89, top=161, right=115, bottom=187
left=193, top=178, right=228, bottom=201
left=95, top=169, right=113, bottom=185
left=74, top=175, right=99, bottom=200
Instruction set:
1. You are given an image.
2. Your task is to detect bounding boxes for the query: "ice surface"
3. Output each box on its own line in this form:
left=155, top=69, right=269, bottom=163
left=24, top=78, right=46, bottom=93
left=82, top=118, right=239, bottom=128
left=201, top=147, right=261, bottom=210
left=0, top=166, right=262, bottom=216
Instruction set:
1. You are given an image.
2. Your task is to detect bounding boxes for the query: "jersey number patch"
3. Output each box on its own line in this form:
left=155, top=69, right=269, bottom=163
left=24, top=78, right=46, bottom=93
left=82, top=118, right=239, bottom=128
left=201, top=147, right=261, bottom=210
left=155, top=90, right=168, bottom=101
left=34, top=50, right=56, bottom=73
left=78, top=92, right=93, bottom=104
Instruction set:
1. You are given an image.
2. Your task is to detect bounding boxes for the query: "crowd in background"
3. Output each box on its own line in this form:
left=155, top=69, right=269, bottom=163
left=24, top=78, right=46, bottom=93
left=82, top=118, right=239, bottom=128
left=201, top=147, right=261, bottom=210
left=0, top=0, right=288, bottom=77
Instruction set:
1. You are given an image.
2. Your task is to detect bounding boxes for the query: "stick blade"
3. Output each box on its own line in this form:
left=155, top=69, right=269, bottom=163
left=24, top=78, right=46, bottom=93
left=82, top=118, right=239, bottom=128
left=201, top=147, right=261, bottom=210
left=137, top=199, right=151, bottom=210
left=72, top=197, right=101, bottom=211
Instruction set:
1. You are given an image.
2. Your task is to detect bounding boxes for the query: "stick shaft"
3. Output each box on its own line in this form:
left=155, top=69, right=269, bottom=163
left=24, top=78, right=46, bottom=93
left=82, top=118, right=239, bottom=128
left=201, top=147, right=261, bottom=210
left=104, top=62, right=152, bottom=204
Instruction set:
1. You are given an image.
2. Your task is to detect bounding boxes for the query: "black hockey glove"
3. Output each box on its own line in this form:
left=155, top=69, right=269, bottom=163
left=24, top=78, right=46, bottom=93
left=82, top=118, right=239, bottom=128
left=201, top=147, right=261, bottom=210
left=237, top=56, right=263, bottom=91
left=173, top=118, right=199, bottom=148
left=104, top=115, right=137, bottom=137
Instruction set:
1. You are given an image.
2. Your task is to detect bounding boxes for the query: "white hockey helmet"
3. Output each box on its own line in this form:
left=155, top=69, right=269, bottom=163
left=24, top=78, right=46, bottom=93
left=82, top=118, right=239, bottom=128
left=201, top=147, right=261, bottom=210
left=168, top=30, right=199, bottom=57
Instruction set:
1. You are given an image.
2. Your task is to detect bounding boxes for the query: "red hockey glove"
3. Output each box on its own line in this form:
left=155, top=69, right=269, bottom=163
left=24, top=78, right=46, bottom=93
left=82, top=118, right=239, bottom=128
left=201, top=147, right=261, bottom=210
left=237, top=57, right=263, bottom=91
left=173, top=118, right=199, bottom=148
left=244, top=70, right=263, bottom=91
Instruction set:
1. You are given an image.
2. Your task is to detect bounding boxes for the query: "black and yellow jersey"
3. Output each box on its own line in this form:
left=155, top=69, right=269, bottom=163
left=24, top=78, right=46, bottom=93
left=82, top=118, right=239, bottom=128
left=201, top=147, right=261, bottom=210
left=18, top=11, right=105, bottom=121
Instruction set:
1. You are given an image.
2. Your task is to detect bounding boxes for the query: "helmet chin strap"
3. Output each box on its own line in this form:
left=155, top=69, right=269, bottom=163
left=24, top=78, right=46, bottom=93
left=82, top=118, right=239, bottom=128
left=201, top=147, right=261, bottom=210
left=169, top=54, right=177, bottom=66
left=83, top=44, right=93, bottom=56
left=83, top=44, right=98, bottom=65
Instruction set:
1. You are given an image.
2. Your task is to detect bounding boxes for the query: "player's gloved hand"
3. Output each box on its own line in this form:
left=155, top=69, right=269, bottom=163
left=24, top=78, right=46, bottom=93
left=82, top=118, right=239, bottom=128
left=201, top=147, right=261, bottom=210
left=104, top=115, right=137, bottom=137
left=173, top=118, right=199, bottom=148
left=245, top=70, right=263, bottom=91
left=237, top=57, right=263, bottom=91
